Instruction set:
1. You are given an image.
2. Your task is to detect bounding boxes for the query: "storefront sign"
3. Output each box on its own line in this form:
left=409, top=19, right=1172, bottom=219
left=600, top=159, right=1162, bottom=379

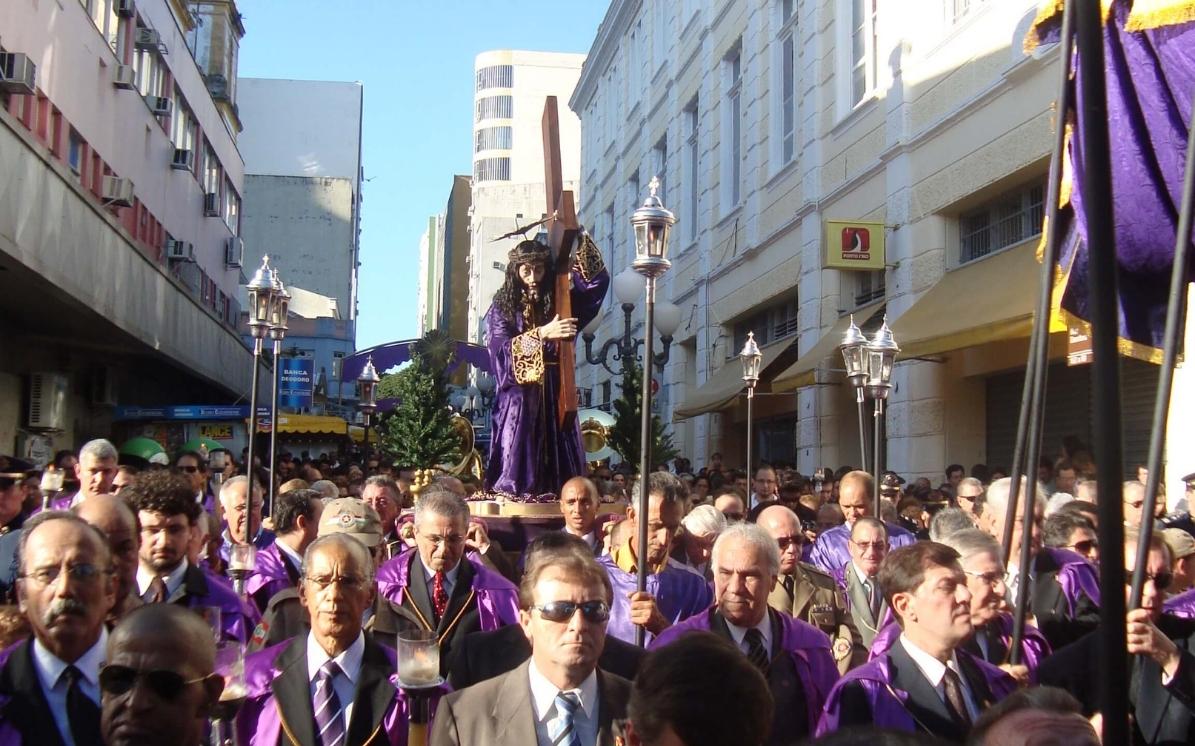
left=199, top=423, right=233, bottom=440
left=280, top=358, right=315, bottom=410
left=1067, top=326, right=1093, bottom=366
left=824, top=220, right=886, bottom=271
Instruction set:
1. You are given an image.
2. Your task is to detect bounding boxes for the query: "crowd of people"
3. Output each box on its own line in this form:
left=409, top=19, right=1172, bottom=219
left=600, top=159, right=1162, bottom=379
left=0, top=440, right=1191, bottom=744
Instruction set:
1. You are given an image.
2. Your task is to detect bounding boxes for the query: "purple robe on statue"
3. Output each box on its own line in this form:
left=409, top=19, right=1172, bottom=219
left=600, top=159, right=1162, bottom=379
left=483, top=259, right=609, bottom=495
left=597, top=554, right=713, bottom=645
left=810, top=522, right=917, bottom=576
left=376, top=548, right=520, bottom=631
left=651, top=607, right=840, bottom=728
left=868, top=611, right=1052, bottom=682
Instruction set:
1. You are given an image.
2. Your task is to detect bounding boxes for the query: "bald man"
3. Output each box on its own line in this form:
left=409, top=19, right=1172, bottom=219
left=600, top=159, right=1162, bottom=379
left=75, top=494, right=144, bottom=622
left=559, top=476, right=604, bottom=555
left=101, top=604, right=223, bottom=746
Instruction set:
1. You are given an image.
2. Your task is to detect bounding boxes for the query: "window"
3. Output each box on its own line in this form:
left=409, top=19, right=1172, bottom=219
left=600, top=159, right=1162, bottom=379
left=653, top=137, right=668, bottom=205
left=223, top=179, right=240, bottom=233
left=855, top=270, right=886, bottom=306
left=959, top=182, right=1045, bottom=263
left=475, top=95, right=512, bottom=122
left=722, top=48, right=743, bottom=209
left=202, top=141, right=221, bottom=196
left=850, top=0, right=878, bottom=107
left=684, top=100, right=699, bottom=242
left=170, top=88, right=196, bottom=154
left=730, top=296, right=800, bottom=357
left=474, top=126, right=513, bottom=152
left=950, top=0, right=988, bottom=24
left=625, top=22, right=643, bottom=107
left=82, top=0, right=121, bottom=55
left=777, top=0, right=798, bottom=165
left=599, top=381, right=613, bottom=412
left=473, top=157, right=511, bottom=182
left=475, top=65, right=513, bottom=91
left=653, top=2, right=668, bottom=71
left=67, top=128, right=84, bottom=175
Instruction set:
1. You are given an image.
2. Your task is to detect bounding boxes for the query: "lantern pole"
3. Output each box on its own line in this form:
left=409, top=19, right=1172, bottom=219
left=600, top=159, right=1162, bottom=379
left=739, top=332, right=762, bottom=509
left=266, top=269, right=290, bottom=519
left=241, top=255, right=275, bottom=594
left=840, top=316, right=869, bottom=473
left=864, top=317, right=898, bottom=515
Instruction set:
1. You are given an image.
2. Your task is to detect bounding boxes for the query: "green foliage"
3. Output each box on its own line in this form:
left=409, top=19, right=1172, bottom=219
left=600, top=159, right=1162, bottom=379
left=608, top=359, right=678, bottom=471
left=376, top=333, right=461, bottom=469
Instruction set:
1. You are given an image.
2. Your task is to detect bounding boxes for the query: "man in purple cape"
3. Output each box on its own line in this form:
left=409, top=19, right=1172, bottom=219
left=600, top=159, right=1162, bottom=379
left=483, top=234, right=609, bottom=496
left=810, top=471, right=915, bottom=574
left=818, top=542, right=1015, bottom=740
left=652, top=523, right=839, bottom=744
left=597, top=473, right=712, bottom=645
left=218, top=475, right=276, bottom=566
left=375, top=493, right=520, bottom=678
left=238, top=534, right=438, bottom=746
left=46, top=438, right=118, bottom=511
left=244, top=488, right=322, bottom=613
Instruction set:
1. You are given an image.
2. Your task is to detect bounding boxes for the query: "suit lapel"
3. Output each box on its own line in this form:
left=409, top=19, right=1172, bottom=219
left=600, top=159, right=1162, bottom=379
left=491, top=662, right=538, bottom=746
left=845, top=569, right=876, bottom=628
left=270, top=638, right=317, bottom=746
left=439, top=559, right=476, bottom=634
left=345, top=637, right=397, bottom=746
left=404, top=554, right=437, bottom=629
left=888, top=642, right=963, bottom=741
left=0, top=640, right=66, bottom=746
left=167, top=563, right=208, bottom=605
left=595, top=669, right=630, bottom=746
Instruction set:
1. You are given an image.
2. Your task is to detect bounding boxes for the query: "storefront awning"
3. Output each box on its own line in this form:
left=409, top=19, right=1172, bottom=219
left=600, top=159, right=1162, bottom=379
left=771, top=300, right=886, bottom=392
left=889, top=242, right=1039, bottom=359
left=673, top=337, right=797, bottom=421
left=274, top=414, right=351, bottom=435
left=348, top=425, right=380, bottom=444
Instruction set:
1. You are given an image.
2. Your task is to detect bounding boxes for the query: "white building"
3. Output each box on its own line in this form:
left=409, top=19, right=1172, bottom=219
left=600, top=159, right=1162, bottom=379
left=467, top=50, right=585, bottom=345
left=571, top=0, right=1184, bottom=493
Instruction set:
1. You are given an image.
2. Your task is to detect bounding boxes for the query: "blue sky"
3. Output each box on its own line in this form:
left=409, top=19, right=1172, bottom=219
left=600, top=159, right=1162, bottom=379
left=237, top=1, right=608, bottom=350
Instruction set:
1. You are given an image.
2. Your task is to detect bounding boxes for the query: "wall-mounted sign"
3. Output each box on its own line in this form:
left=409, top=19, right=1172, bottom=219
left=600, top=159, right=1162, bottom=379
left=280, top=358, right=315, bottom=411
left=824, top=220, right=886, bottom=271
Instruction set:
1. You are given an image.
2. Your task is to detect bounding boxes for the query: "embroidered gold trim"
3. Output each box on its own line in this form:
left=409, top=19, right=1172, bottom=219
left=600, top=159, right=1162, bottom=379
left=512, top=328, right=544, bottom=384
left=573, top=233, right=606, bottom=282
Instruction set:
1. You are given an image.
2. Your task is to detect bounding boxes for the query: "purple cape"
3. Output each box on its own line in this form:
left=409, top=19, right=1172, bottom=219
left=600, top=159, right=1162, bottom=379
left=810, top=522, right=917, bottom=575
left=816, top=644, right=1016, bottom=735
left=245, top=542, right=297, bottom=610
left=1044, top=547, right=1102, bottom=615
left=195, top=565, right=262, bottom=644
left=596, top=555, right=713, bottom=645
left=483, top=264, right=609, bottom=495
left=868, top=612, right=1051, bottom=682
left=1164, top=587, right=1195, bottom=618
left=376, top=548, right=520, bottom=631
left=651, top=607, right=840, bottom=727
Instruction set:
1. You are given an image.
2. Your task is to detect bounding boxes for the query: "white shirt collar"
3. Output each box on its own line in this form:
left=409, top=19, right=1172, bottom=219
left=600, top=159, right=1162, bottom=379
left=275, top=539, right=304, bottom=571
left=420, top=558, right=460, bottom=587
left=724, top=611, right=772, bottom=655
left=306, top=631, right=365, bottom=685
left=898, top=634, right=962, bottom=689
left=851, top=561, right=875, bottom=585
left=137, top=557, right=190, bottom=597
left=33, top=626, right=108, bottom=691
left=527, top=659, right=598, bottom=722
left=564, top=526, right=597, bottom=548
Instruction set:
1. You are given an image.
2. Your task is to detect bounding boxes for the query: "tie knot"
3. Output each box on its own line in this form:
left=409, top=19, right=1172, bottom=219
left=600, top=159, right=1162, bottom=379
left=555, top=690, right=581, bottom=715
left=744, top=628, right=764, bottom=644
left=319, top=660, right=342, bottom=681
left=60, top=664, right=82, bottom=688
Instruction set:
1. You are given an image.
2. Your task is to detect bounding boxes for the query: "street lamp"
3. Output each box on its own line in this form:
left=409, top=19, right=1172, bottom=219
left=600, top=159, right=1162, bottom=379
left=582, top=267, right=679, bottom=376
left=241, top=255, right=276, bottom=592
left=866, top=317, right=899, bottom=514
left=266, top=267, right=290, bottom=518
left=739, top=331, right=762, bottom=506
left=357, top=355, right=380, bottom=466
left=840, top=315, right=870, bottom=478
left=629, top=175, right=676, bottom=647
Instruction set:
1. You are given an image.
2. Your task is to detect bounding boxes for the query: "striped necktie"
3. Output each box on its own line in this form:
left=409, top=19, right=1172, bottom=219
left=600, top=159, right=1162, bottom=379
left=550, top=691, right=582, bottom=746
left=744, top=628, right=770, bottom=673
left=313, top=660, right=346, bottom=746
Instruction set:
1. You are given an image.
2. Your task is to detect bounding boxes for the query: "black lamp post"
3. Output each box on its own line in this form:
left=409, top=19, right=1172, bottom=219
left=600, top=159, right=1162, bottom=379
left=581, top=268, right=680, bottom=376
left=266, top=267, right=290, bottom=518
left=739, top=331, right=762, bottom=507
left=357, top=356, right=380, bottom=465
left=840, top=315, right=870, bottom=477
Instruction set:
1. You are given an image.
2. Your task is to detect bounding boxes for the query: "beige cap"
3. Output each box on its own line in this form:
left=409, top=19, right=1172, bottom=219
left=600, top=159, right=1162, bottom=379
left=1162, top=528, right=1195, bottom=560
left=318, top=498, right=382, bottom=547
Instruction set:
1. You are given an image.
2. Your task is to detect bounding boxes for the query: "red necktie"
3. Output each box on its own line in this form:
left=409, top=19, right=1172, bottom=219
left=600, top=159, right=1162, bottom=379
left=432, top=571, right=449, bottom=619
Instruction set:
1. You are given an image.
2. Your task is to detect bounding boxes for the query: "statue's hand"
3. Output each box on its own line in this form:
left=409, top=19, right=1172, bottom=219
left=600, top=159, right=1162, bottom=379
left=540, top=314, right=578, bottom=340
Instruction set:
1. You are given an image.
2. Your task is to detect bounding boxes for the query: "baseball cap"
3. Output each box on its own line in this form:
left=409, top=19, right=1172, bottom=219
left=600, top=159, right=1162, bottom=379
left=1162, top=528, right=1195, bottom=560
left=318, top=498, right=382, bottom=547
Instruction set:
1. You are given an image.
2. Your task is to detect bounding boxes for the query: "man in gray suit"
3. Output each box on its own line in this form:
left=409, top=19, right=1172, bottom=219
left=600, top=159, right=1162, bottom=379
left=837, top=517, right=891, bottom=648
left=431, top=541, right=630, bottom=745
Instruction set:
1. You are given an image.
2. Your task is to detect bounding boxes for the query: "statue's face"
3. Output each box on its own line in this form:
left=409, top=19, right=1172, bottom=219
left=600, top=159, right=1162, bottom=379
left=518, top=262, right=546, bottom=288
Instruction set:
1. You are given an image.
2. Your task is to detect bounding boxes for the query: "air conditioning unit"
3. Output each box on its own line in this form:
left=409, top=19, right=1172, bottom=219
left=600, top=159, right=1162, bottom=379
left=205, top=74, right=229, bottom=102
left=171, top=148, right=194, bottom=170
left=102, top=175, right=135, bottom=207
left=115, top=0, right=136, bottom=18
left=225, top=236, right=244, bottom=268
left=27, top=373, right=68, bottom=430
left=165, top=238, right=195, bottom=262
left=113, top=64, right=137, bottom=90
left=134, top=28, right=161, bottom=50
left=145, top=95, right=171, bottom=116
left=202, top=192, right=220, bottom=217
left=89, top=367, right=118, bottom=407
left=0, top=52, right=36, bottom=95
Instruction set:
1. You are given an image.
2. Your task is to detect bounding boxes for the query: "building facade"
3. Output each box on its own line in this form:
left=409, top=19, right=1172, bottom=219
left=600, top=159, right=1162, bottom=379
left=237, top=77, right=363, bottom=411
left=571, top=0, right=1187, bottom=495
left=0, top=0, right=254, bottom=459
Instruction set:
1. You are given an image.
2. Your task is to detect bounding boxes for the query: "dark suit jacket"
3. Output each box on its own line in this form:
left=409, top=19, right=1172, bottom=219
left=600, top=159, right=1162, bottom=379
left=448, top=622, right=645, bottom=690
left=390, top=554, right=488, bottom=678
left=1029, top=550, right=1100, bottom=650
left=260, top=633, right=399, bottom=746
left=0, top=639, right=76, bottom=746
left=430, top=660, right=630, bottom=746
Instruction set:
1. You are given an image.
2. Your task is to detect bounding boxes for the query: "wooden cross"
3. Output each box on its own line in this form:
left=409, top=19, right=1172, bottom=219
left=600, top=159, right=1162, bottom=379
left=542, top=96, right=581, bottom=429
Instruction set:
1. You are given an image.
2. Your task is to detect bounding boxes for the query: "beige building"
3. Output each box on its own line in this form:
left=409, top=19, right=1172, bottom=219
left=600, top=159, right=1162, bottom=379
left=571, top=0, right=1182, bottom=490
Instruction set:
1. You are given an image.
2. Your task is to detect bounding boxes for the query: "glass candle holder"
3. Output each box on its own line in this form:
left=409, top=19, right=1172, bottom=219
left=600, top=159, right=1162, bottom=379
left=228, top=543, right=257, bottom=574
left=397, top=630, right=440, bottom=687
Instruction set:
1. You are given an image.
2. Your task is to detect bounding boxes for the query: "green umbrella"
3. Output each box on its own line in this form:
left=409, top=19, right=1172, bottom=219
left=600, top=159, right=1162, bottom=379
left=119, top=436, right=165, bottom=461
left=181, top=437, right=228, bottom=456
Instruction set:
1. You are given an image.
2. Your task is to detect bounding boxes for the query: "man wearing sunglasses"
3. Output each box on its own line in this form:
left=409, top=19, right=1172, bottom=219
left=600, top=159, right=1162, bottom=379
left=100, top=603, right=224, bottom=746
left=175, top=451, right=214, bottom=515
left=239, top=533, right=420, bottom=745
left=650, top=522, right=839, bottom=744
left=432, top=538, right=630, bottom=745
left=1043, top=511, right=1099, bottom=564
left=0, top=511, right=116, bottom=746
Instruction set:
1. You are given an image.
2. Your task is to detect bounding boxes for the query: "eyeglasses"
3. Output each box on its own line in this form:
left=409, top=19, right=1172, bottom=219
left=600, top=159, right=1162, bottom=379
left=775, top=536, right=803, bottom=551
left=957, top=494, right=982, bottom=502
left=532, top=600, right=610, bottom=624
left=1138, top=571, right=1173, bottom=592
left=304, top=574, right=368, bottom=591
left=851, top=541, right=887, bottom=552
left=722, top=512, right=744, bottom=522
left=99, top=664, right=210, bottom=701
left=19, top=563, right=107, bottom=586
left=963, top=569, right=1005, bottom=587
left=420, top=533, right=465, bottom=546
left=1065, top=539, right=1099, bottom=555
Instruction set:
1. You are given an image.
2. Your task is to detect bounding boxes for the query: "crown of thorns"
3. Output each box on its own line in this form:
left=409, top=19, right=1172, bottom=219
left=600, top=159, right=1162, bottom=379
left=508, top=239, right=551, bottom=265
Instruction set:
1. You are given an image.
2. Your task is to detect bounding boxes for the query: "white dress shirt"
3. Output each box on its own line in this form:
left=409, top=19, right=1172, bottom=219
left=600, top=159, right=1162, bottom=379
left=528, top=660, right=599, bottom=746
left=564, top=527, right=599, bottom=552
left=725, top=613, right=773, bottom=661
left=306, top=631, right=365, bottom=732
left=136, top=557, right=190, bottom=598
left=32, top=627, right=108, bottom=746
left=275, top=539, right=304, bottom=574
left=898, top=635, right=980, bottom=721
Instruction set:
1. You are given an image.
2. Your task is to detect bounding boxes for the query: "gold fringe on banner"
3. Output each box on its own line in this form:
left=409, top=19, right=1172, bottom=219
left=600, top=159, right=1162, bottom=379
left=1125, top=0, right=1195, bottom=30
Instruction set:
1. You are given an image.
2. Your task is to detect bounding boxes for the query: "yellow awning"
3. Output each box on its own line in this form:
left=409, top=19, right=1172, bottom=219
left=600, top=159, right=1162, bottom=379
left=673, top=337, right=797, bottom=421
left=771, top=300, right=886, bottom=392
left=889, top=242, right=1039, bottom=359
left=349, top=425, right=380, bottom=444
left=274, top=414, right=351, bottom=435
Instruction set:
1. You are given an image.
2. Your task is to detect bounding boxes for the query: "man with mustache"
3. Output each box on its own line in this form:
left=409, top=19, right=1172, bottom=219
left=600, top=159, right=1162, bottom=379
left=0, top=511, right=117, bottom=745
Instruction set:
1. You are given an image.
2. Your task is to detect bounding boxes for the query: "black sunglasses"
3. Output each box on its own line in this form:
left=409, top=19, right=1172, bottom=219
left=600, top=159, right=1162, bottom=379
left=99, top=664, right=210, bottom=701
left=532, top=600, right=610, bottom=624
